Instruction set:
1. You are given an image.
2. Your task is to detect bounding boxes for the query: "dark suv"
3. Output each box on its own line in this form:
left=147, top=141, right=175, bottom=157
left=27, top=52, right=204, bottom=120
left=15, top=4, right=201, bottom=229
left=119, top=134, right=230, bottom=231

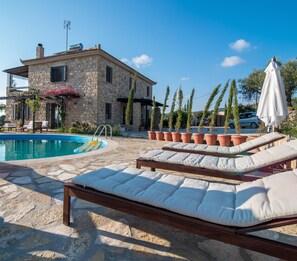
left=229, top=112, right=262, bottom=129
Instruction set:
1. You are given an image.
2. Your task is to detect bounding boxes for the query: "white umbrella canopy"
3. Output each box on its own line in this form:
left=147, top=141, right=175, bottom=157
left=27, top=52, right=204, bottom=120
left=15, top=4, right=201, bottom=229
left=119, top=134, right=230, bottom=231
left=257, top=58, right=288, bottom=130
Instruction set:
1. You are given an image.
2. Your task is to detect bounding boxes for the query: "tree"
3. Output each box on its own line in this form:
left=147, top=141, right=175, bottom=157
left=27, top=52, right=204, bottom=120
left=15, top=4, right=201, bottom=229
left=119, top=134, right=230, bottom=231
left=125, top=73, right=137, bottom=129
left=175, top=87, right=183, bottom=132
left=238, top=69, right=265, bottom=106
left=150, top=96, right=156, bottom=131
left=168, top=90, right=177, bottom=132
left=224, top=82, right=234, bottom=134
left=186, top=88, right=195, bottom=133
left=159, top=86, right=170, bottom=131
left=281, top=60, right=297, bottom=107
left=198, top=84, right=220, bottom=133
left=232, top=80, right=241, bottom=134
left=209, top=81, right=229, bottom=133
left=26, top=94, right=40, bottom=133
left=0, top=103, right=6, bottom=114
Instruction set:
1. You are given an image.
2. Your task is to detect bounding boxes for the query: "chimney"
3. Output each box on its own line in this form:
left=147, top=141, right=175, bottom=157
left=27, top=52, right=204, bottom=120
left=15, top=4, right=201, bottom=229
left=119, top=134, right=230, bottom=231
left=36, top=43, right=44, bottom=58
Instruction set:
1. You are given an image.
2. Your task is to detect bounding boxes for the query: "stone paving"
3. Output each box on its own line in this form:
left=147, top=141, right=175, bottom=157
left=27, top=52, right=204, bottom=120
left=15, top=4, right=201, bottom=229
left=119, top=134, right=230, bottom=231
left=0, top=137, right=296, bottom=260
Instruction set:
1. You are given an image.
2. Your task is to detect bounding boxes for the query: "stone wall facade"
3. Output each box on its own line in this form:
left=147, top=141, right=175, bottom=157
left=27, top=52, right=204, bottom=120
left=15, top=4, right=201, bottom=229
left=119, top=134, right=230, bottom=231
left=5, top=49, right=155, bottom=131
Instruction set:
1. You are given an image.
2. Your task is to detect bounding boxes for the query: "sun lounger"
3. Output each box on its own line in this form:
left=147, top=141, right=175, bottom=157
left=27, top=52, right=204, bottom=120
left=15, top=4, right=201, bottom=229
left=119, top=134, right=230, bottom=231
left=42, top=121, right=49, bottom=131
left=3, top=122, right=16, bottom=131
left=63, top=165, right=297, bottom=260
left=162, top=132, right=285, bottom=156
left=22, top=121, right=43, bottom=132
left=136, top=139, right=297, bottom=181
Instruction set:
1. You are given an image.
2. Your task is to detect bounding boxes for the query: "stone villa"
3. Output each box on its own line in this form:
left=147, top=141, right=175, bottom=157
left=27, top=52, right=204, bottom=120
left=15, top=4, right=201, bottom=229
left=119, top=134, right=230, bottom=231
left=3, top=44, right=159, bottom=131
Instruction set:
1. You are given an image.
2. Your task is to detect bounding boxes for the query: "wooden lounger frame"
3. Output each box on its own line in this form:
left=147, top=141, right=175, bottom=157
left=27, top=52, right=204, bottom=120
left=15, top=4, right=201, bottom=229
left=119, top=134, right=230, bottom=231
left=162, top=135, right=285, bottom=156
left=136, top=157, right=297, bottom=181
left=64, top=183, right=297, bottom=260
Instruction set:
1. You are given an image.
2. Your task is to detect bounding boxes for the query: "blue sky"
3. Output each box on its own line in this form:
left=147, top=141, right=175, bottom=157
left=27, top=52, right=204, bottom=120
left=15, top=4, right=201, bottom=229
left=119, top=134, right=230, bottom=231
left=0, top=0, right=297, bottom=111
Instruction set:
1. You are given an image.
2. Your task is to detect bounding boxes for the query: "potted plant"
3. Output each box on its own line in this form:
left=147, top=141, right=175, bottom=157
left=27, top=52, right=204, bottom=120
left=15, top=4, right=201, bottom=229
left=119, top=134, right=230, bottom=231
left=26, top=92, right=40, bottom=134
left=148, top=96, right=156, bottom=140
left=194, top=84, right=220, bottom=144
left=231, top=80, right=247, bottom=145
left=206, top=81, right=229, bottom=145
left=217, top=81, right=232, bottom=146
left=181, top=88, right=195, bottom=143
left=125, top=74, right=136, bottom=132
left=164, top=90, right=177, bottom=141
left=156, top=86, right=170, bottom=140
left=172, top=87, right=183, bottom=142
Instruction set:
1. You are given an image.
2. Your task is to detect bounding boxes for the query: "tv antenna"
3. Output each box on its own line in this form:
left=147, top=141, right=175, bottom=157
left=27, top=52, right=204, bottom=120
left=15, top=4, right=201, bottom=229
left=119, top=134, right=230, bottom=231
left=64, top=20, right=71, bottom=51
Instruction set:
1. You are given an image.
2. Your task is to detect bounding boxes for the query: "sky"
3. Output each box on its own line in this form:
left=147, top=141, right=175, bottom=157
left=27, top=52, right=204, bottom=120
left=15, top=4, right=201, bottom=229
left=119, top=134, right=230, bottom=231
left=0, top=0, right=297, bottom=112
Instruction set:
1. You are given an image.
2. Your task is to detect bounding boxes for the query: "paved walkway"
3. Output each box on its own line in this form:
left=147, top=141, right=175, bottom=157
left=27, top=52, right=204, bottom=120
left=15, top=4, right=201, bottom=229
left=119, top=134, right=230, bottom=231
left=0, top=137, right=296, bottom=260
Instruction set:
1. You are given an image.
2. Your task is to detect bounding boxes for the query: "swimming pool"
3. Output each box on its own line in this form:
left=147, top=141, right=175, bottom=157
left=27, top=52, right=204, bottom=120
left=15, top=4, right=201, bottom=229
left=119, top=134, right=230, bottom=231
left=0, top=134, right=107, bottom=161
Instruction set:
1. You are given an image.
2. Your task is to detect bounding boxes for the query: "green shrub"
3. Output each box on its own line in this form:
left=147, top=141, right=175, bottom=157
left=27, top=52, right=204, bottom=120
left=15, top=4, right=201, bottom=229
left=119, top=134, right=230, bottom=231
left=68, top=127, right=80, bottom=133
left=71, top=121, right=96, bottom=134
left=112, top=124, right=122, bottom=136
left=56, top=127, right=67, bottom=133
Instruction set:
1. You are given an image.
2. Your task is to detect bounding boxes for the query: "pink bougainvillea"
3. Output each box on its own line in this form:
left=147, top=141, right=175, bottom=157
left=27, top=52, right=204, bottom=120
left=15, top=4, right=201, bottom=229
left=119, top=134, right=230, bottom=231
left=42, top=85, right=80, bottom=97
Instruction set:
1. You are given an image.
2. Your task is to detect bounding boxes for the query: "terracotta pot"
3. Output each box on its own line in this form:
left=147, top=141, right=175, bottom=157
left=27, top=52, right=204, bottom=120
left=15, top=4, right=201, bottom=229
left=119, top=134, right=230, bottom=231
left=181, top=133, right=192, bottom=143
left=147, top=131, right=156, bottom=140
left=217, top=134, right=231, bottom=147
left=171, top=132, right=181, bottom=142
left=155, top=131, right=164, bottom=141
left=205, top=134, right=217, bottom=145
left=231, top=135, right=247, bottom=146
left=248, top=135, right=259, bottom=141
left=163, top=132, right=172, bottom=141
left=247, top=135, right=261, bottom=153
left=193, top=133, right=204, bottom=144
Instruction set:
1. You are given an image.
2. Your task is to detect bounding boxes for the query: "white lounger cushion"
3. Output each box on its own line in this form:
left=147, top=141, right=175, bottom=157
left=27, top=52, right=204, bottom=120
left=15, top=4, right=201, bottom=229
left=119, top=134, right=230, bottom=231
left=163, top=132, right=284, bottom=155
left=140, top=139, right=297, bottom=173
left=72, top=165, right=297, bottom=227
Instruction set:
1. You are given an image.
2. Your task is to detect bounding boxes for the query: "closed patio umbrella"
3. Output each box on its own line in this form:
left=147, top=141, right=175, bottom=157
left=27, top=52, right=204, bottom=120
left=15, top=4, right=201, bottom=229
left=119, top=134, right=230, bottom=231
left=257, top=58, right=288, bottom=131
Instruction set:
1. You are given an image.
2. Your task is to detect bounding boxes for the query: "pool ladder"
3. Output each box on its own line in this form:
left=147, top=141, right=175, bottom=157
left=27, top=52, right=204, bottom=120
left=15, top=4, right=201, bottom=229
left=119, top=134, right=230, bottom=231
left=92, top=125, right=112, bottom=140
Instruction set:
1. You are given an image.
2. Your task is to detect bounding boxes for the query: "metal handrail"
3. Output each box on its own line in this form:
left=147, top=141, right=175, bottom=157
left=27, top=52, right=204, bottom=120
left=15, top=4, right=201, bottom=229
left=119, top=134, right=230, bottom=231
left=92, top=125, right=112, bottom=140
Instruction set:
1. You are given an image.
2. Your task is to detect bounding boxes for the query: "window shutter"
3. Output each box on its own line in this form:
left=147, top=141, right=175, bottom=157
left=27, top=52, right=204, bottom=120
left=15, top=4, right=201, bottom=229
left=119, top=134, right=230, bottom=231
left=63, top=65, right=67, bottom=81
left=50, top=67, right=54, bottom=82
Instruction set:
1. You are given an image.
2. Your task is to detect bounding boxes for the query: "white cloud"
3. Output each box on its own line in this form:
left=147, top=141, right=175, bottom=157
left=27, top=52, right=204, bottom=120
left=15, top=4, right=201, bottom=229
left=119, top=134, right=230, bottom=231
left=180, top=76, right=190, bottom=81
left=229, top=39, right=251, bottom=51
left=132, top=54, right=153, bottom=68
left=221, top=56, right=245, bottom=67
left=121, top=57, right=131, bottom=65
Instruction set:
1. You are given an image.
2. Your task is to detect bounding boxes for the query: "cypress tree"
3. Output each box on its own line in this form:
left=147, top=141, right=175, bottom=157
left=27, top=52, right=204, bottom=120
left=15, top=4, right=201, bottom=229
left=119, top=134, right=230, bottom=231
left=125, top=73, right=136, bottom=129
left=198, top=84, right=221, bottom=133
left=186, top=88, right=195, bottom=133
left=150, top=96, right=156, bottom=131
left=209, top=81, right=229, bottom=133
left=159, top=86, right=170, bottom=131
left=232, top=80, right=241, bottom=134
left=168, top=90, right=177, bottom=132
left=175, top=87, right=183, bottom=132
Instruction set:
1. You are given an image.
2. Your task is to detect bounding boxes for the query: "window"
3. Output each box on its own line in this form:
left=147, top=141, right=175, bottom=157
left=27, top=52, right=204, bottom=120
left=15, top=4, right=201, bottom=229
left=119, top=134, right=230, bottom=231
left=12, top=104, right=20, bottom=120
left=50, top=65, right=67, bottom=82
left=105, top=103, right=112, bottom=120
left=129, top=77, right=136, bottom=91
left=147, top=86, right=150, bottom=97
left=106, top=66, right=113, bottom=83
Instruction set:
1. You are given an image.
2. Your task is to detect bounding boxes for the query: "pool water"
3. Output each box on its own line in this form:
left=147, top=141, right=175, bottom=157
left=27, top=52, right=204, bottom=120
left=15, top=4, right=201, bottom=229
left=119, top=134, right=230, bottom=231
left=0, top=134, right=106, bottom=161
